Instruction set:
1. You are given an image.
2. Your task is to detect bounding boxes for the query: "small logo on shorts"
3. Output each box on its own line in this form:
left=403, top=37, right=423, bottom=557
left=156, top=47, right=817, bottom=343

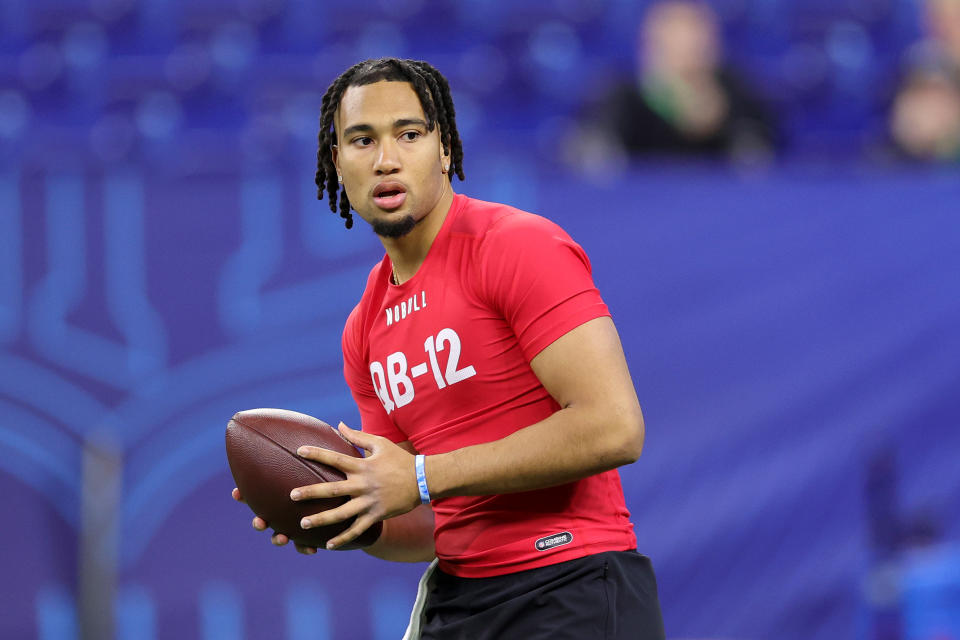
left=535, top=531, right=573, bottom=551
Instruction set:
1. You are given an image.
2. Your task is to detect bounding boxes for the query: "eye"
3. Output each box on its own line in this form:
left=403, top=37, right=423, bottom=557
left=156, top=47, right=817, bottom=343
left=400, top=131, right=421, bottom=142
left=352, top=136, right=373, bottom=147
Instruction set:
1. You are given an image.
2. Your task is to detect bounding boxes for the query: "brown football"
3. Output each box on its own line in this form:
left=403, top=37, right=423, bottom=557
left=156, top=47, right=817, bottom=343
left=225, top=408, right=382, bottom=550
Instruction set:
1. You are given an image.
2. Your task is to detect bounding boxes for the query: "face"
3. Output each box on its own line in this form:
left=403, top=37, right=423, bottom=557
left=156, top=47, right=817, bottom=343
left=925, top=0, right=960, bottom=49
left=332, top=80, right=449, bottom=238
left=641, top=1, right=719, bottom=76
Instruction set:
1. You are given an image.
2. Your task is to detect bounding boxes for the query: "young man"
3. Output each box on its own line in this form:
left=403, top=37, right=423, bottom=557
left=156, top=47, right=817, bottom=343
left=233, top=58, right=664, bottom=639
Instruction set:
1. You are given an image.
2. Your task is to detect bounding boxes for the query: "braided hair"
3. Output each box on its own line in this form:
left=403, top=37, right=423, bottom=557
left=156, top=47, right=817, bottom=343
left=315, top=58, right=465, bottom=229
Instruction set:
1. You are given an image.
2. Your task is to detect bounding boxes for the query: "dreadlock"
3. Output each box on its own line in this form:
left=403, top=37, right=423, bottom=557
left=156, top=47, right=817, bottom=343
left=315, top=58, right=466, bottom=229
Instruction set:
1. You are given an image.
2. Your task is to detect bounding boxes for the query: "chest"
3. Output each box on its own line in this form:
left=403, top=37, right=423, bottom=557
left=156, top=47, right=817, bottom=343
left=363, top=274, right=531, bottom=440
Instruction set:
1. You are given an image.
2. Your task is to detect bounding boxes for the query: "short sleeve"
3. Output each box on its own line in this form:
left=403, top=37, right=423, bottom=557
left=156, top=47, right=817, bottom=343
left=342, top=305, right=408, bottom=443
left=479, top=213, right=610, bottom=362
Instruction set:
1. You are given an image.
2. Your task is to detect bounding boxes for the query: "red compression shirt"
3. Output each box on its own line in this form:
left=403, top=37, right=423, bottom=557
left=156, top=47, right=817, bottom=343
left=342, top=193, right=636, bottom=577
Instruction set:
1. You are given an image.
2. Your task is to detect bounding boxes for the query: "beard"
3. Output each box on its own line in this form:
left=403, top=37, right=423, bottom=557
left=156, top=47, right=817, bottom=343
left=371, top=214, right=417, bottom=238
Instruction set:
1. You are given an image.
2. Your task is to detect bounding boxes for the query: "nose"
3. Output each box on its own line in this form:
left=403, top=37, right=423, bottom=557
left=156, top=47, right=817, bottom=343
left=374, top=138, right=401, bottom=175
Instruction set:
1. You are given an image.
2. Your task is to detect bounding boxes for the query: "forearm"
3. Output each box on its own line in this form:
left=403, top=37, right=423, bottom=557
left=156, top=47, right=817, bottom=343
left=426, top=402, right=643, bottom=499
left=363, top=503, right=435, bottom=563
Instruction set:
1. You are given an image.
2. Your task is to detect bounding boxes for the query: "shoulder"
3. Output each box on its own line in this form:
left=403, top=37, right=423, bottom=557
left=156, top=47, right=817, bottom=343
left=457, top=198, right=593, bottom=304
left=452, top=195, right=572, bottom=250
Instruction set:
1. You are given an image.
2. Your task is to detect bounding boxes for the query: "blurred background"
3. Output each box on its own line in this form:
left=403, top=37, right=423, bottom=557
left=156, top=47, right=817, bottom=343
left=1, top=0, right=959, bottom=638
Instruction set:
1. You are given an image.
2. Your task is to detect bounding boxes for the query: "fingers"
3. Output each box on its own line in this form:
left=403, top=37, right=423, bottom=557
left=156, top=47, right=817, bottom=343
left=296, top=446, right=362, bottom=473
left=299, top=497, right=366, bottom=532
left=326, top=514, right=376, bottom=550
left=267, top=531, right=318, bottom=555
left=239, top=492, right=316, bottom=555
left=337, top=422, right=377, bottom=453
left=290, top=479, right=356, bottom=502
left=237, top=488, right=266, bottom=531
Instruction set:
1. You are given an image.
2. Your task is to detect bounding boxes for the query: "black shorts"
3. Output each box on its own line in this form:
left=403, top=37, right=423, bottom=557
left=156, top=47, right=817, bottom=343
left=420, top=550, right=665, bottom=640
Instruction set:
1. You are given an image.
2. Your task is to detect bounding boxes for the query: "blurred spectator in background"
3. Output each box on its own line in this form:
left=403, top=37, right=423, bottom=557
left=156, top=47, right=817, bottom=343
left=862, top=448, right=960, bottom=640
left=889, top=69, right=960, bottom=161
left=888, top=0, right=960, bottom=162
left=921, top=0, right=960, bottom=72
left=572, top=0, right=778, bottom=170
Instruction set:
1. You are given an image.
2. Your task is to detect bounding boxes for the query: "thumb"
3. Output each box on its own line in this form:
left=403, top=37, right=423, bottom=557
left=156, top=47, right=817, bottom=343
left=338, top=421, right=377, bottom=455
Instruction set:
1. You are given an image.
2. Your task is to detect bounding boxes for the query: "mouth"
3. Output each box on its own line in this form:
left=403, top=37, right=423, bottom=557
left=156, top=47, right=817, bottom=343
left=373, top=182, right=407, bottom=210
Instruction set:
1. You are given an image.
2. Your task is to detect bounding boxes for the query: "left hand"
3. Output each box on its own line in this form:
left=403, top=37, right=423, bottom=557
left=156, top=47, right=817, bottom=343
left=291, top=422, right=421, bottom=550
left=232, top=488, right=318, bottom=555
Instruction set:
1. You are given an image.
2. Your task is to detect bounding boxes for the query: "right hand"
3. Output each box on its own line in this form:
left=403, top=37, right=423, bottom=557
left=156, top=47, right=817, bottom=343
left=231, top=487, right=318, bottom=555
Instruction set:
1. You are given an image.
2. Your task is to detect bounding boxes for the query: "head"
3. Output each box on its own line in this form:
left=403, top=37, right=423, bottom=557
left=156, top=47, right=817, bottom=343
left=924, top=0, right=960, bottom=59
left=639, top=0, right=721, bottom=78
left=890, top=69, right=960, bottom=160
left=315, top=58, right=465, bottom=234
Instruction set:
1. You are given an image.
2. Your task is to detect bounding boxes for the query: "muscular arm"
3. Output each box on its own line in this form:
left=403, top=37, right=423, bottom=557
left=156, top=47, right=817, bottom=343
left=295, top=315, right=643, bottom=549
left=425, top=315, right=644, bottom=498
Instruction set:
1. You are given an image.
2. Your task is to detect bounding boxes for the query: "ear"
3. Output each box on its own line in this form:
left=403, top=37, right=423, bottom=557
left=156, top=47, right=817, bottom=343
left=331, top=144, right=342, bottom=182
left=331, top=108, right=342, bottom=180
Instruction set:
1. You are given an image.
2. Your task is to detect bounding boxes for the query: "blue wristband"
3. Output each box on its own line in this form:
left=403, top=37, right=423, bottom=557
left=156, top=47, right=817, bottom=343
left=415, top=454, right=431, bottom=504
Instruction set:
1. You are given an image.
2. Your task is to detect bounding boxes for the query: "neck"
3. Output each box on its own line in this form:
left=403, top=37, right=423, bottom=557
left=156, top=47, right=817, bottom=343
left=384, top=182, right=455, bottom=285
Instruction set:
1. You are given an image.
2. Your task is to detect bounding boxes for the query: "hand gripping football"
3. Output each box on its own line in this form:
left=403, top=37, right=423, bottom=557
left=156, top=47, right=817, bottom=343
left=225, top=408, right=382, bottom=550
